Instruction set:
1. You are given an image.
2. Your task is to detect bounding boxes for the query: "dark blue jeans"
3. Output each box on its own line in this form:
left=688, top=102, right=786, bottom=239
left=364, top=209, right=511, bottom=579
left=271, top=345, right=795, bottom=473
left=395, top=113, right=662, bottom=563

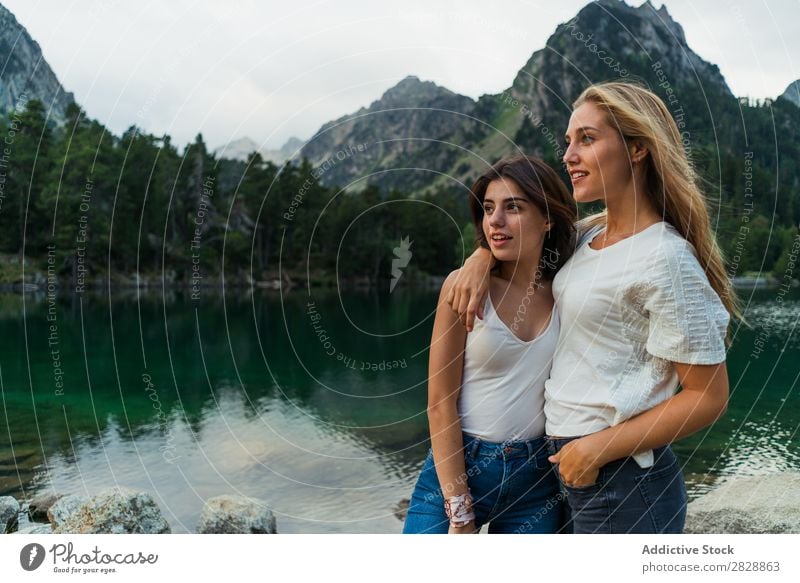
left=546, top=437, right=688, bottom=534
left=402, top=434, right=565, bottom=534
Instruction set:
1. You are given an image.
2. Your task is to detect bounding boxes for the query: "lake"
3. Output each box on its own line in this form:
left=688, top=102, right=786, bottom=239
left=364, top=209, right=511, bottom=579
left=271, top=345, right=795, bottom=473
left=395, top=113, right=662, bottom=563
left=1, top=286, right=798, bottom=533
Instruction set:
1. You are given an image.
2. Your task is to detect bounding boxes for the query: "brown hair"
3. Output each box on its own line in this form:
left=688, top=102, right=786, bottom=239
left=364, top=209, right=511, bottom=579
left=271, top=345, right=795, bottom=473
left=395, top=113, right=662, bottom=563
left=573, top=81, right=742, bottom=325
left=469, top=155, right=577, bottom=280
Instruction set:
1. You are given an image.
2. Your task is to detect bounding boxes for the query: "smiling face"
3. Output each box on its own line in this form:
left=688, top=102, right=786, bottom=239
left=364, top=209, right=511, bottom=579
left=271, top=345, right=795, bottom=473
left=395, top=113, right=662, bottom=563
left=563, top=101, right=637, bottom=204
left=481, top=177, right=550, bottom=265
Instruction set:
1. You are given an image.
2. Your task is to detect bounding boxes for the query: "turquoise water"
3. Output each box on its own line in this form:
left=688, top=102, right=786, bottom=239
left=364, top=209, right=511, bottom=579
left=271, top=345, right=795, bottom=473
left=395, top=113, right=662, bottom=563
left=1, top=287, right=798, bottom=532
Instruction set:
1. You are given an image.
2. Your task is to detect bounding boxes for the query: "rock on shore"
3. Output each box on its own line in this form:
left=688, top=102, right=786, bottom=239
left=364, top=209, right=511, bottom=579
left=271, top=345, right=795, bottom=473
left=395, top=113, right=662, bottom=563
left=0, top=496, right=19, bottom=533
left=685, top=473, right=800, bottom=533
left=3, top=488, right=280, bottom=534
left=197, top=495, right=277, bottom=534
left=6, top=474, right=798, bottom=534
left=53, top=487, right=170, bottom=534
left=28, top=491, right=63, bottom=521
left=47, top=495, right=88, bottom=530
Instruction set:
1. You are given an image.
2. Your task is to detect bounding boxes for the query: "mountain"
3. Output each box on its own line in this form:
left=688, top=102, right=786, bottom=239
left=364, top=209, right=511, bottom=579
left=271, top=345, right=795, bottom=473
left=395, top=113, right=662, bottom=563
left=213, top=136, right=305, bottom=164
left=0, top=0, right=794, bottom=287
left=780, top=80, right=800, bottom=108
left=298, top=0, right=743, bottom=194
left=506, top=0, right=732, bottom=135
left=0, top=3, right=75, bottom=124
left=299, top=75, right=479, bottom=191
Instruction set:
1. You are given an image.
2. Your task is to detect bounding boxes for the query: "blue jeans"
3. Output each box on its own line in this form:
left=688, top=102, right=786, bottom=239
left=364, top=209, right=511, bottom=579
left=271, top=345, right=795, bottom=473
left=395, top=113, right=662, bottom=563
left=546, top=437, right=688, bottom=534
left=402, top=434, right=565, bottom=533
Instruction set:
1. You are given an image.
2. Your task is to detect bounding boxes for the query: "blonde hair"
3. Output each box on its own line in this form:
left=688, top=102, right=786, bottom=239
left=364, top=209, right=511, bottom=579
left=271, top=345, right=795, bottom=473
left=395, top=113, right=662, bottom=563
left=574, top=81, right=743, bottom=328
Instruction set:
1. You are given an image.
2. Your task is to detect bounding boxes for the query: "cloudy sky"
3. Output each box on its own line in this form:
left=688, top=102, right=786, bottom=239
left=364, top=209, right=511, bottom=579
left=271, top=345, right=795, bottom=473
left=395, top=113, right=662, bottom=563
left=5, top=0, right=798, bottom=151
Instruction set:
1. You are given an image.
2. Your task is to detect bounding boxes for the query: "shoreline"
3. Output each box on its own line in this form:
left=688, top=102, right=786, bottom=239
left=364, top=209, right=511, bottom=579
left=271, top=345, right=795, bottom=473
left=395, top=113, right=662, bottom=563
left=0, top=271, right=448, bottom=295
left=4, top=472, right=799, bottom=534
left=0, top=270, right=793, bottom=295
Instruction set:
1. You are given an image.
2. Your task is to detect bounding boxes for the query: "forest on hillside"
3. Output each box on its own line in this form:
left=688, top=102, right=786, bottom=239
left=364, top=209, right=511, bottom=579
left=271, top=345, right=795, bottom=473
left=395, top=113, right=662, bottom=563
left=0, top=98, right=797, bottom=291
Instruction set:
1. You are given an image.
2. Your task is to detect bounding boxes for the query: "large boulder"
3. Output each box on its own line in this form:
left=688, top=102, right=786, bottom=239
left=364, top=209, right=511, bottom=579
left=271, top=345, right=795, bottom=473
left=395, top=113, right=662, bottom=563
left=47, top=495, right=88, bottom=530
left=197, top=495, right=277, bottom=534
left=28, top=491, right=63, bottom=521
left=685, top=473, right=800, bottom=533
left=0, top=496, right=19, bottom=533
left=53, top=487, right=170, bottom=534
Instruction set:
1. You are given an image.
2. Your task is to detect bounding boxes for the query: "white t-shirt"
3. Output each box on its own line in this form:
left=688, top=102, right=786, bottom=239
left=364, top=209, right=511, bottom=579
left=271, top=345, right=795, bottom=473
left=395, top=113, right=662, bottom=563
left=544, top=221, right=730, bottom=467
left=458, top=291, right=559, bottom=442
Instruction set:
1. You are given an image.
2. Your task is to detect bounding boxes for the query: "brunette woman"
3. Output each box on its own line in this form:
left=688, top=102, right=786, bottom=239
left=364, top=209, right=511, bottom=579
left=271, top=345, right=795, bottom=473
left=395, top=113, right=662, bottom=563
left=403, top=155, right=576, bottom=534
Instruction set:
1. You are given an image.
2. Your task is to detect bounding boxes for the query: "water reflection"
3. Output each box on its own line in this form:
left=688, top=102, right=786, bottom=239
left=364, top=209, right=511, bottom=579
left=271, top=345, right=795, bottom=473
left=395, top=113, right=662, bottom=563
left=0, top=287, right=798, bottom=532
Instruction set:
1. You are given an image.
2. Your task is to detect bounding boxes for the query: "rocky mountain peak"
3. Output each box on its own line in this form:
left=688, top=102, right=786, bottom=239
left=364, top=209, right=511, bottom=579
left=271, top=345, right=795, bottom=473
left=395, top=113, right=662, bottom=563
left=508, top=0, right=731, bottom=126
left=780, top=79, right=800, bottom=108
left=0, top=3, right=75, bottom=123
left=213, top=135, right=306, bottom=164
left=377, top=76, right=465, bottom=108
left=301, top=0, right=745, bottom=194
left=595, top=0, right=687, bottom=44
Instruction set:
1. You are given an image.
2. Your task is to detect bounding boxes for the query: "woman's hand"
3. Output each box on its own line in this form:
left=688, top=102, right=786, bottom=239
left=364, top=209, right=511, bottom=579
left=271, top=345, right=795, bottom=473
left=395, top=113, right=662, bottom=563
left=548, top=436, right=603, bottom=488
left=445, top=247, right=494, bottom=331
left=448, top=521, right=477, bottom=534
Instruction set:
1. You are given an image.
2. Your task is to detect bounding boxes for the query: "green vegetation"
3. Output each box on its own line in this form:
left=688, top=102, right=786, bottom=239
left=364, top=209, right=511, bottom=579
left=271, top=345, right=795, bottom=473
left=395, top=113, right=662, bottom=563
left=0, top=90, right=797, bottom=290
left=0, top=102, right=470, bottom=289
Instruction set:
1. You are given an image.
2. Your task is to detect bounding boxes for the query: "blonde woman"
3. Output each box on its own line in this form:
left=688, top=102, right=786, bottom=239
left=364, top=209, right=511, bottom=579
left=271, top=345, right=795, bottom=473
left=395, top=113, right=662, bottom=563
left=447, top=82, right=737, bottom=533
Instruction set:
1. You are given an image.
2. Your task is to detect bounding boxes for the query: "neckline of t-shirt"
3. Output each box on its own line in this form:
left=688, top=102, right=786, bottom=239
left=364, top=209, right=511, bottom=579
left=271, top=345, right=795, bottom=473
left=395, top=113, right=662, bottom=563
left=486, top=290, right=556, bottom=345
left=583, top=221, right=667, bottom=253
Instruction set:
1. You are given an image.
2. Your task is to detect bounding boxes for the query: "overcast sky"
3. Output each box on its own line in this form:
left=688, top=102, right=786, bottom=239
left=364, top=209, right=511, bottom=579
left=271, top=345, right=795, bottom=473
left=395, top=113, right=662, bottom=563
left=4, top=0, right=798, bottom=151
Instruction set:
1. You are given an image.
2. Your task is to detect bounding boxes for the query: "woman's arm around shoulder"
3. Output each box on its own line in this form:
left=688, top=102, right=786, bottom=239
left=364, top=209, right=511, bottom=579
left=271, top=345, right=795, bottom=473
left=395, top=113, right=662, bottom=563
left=445, top=248, right=495, bottom=332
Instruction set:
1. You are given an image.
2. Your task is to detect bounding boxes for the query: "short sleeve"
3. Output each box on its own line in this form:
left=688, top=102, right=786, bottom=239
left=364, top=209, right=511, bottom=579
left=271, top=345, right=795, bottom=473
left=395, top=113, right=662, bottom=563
left=643, top=240, right=730, bottom=364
